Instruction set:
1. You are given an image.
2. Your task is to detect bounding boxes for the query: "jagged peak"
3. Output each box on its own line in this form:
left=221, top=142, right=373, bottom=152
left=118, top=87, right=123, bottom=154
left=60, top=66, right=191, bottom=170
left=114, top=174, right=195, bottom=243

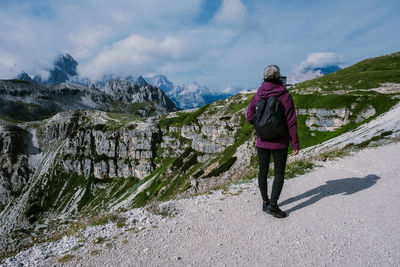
left=145, top=74, right=174, bottom=92
left=136, top=76, right=148, bottom=87
left=149, top=74, right=169, bottom=81
left=54, top=53, right=78, bottom=76
left=55, top=53, right=76, bottom=63
left=16, top=71, right=33, bottom=82
left=33, top=75, right=42, bottom=83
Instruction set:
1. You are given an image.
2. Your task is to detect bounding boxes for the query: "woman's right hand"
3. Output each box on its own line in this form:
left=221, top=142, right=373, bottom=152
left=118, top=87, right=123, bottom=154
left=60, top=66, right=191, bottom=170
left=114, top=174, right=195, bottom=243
left=293, top=149, right=299, bottom=156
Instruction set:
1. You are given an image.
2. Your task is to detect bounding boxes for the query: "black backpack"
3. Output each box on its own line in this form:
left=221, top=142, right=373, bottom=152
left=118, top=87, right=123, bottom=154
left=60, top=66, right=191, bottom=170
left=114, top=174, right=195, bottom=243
left=254, top=96, right=288, bottom=141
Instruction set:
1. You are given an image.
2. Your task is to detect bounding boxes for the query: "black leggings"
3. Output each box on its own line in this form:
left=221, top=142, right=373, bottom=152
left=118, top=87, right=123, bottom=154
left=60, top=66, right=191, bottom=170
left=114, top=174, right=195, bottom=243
left=257, top=147, right=288, bottom=203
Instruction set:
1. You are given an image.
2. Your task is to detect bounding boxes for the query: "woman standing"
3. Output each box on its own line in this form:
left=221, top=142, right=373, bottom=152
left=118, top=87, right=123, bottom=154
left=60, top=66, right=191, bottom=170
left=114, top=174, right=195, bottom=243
left=246, top=65, right=299, bottom=218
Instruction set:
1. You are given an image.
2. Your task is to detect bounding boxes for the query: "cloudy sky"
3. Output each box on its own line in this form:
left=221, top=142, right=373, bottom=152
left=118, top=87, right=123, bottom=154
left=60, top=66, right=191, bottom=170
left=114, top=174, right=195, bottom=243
left=0, top=0, right=399, bottom=91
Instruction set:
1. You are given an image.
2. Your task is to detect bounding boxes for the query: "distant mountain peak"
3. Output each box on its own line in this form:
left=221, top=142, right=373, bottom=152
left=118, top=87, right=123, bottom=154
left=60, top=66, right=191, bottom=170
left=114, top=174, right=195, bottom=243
left=145, top=74, right=174, bottom=93
left=46, top=53, right=79, bottom=84
left=136, top=76, right=148, bottom=87
left=145, top=74, right=232, bottom=109
left=33, top=75, right=42, bottom=83
left=55, top=53, right=78, bottom=76
left=16, top=71, right=33, bottom=82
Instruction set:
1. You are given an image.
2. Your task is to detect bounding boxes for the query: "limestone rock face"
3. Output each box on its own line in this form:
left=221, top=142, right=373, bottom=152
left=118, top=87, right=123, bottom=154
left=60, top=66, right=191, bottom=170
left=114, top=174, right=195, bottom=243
left=356, top=106, right=376, bottom=123
left=297, top=104, right=378, bottom=132
left=199, top=119, right=236, bottom=147
left=92, top=79, right=177, bottom=113
left=298, top=108, right=352, bottom=132
left=0, top=125, right=31, bottom=211
left=59, top=115, right=161, bottom=180
left=173, top=118, right=237, bottom=154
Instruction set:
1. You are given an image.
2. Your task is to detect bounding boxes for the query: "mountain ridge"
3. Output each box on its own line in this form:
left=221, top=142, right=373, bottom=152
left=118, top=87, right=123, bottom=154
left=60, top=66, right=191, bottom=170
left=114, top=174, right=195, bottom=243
left=16, top=54, right=231, bottom=110
left=145, top=75, right=232, bottom=109
left=0, top=78, right=178, bottom=122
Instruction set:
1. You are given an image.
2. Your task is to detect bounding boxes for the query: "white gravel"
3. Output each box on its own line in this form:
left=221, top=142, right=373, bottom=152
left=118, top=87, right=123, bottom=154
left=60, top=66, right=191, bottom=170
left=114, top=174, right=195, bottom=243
left=4, top=141, right=397, bottom=267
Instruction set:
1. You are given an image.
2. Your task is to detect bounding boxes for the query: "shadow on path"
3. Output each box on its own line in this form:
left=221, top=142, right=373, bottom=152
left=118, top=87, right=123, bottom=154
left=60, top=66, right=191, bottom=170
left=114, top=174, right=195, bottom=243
left=280, top=174, right=380, bottom=214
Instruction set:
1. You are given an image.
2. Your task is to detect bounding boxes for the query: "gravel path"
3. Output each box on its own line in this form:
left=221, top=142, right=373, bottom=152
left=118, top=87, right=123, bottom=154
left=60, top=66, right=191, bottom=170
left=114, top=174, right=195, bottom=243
left=35, top=141, right=400, bottom=267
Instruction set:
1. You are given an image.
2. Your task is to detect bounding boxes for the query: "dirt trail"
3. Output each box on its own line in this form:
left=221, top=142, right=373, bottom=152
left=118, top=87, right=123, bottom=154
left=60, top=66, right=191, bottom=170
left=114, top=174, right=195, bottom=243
left=40, top=141, right=400, bottom=267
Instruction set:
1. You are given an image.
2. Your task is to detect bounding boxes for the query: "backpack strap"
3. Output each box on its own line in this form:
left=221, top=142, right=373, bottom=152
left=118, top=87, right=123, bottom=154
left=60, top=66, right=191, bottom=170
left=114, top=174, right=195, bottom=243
left=256, top=98, right=267, bottom=123
left=273, top=96, right=280, bottom=113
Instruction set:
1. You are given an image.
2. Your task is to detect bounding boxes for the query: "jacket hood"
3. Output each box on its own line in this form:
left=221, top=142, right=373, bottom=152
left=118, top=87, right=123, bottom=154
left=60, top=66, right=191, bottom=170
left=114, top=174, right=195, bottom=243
left=257, top=82, right=288, bottom=98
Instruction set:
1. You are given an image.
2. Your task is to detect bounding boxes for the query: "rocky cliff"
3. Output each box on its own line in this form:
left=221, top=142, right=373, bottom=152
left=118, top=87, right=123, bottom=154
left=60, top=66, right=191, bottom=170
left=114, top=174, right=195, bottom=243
left=91, top=79, right=177, bottom=112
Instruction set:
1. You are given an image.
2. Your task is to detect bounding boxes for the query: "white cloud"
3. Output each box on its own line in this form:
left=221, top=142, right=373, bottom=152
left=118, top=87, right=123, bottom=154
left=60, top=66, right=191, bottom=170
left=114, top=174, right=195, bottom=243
left=0, top=0, right=202, bottom=79
left=287, top=52, right=343, bottom=84
left=221, top=85, right=234, bottom=93
left=303, top=52, right=343, bottom=68
left=79, top=34, right=198, bottom=80
left=0, top=7, right=58, bottom=78
left=213, top=0, right=248, bottom=28
left=68, top=26, right=113, bottom=58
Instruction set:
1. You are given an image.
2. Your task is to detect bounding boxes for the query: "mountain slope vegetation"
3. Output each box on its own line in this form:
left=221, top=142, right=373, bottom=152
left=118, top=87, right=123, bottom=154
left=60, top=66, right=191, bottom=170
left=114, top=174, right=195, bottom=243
left=294, top=52, right=400, bottom=91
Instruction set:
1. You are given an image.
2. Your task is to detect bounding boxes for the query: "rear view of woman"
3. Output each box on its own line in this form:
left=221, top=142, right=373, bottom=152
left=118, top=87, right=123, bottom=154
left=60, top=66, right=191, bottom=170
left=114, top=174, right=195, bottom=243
left=246, top=65, right=299, bottom=218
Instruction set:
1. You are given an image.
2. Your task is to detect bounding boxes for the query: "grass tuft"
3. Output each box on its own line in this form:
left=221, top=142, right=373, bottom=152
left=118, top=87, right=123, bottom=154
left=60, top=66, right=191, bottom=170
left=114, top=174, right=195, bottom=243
left=58, top=254, right=75, bottom=263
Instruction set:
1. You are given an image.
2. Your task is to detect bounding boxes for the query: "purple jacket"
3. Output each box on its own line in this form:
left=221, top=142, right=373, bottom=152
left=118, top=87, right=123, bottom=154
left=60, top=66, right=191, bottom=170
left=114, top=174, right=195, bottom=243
left=246, top=82, right=300, bottom=151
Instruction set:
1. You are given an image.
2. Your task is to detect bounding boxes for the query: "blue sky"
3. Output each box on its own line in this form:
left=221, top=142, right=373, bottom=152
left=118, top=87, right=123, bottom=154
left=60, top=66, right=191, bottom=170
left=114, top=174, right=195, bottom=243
left=0, top=0, right=399, bottom=91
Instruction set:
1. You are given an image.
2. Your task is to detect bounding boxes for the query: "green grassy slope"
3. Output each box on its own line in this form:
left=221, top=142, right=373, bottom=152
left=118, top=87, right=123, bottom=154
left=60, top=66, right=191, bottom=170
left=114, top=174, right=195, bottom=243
left=294, top=52, right=400, bottom=91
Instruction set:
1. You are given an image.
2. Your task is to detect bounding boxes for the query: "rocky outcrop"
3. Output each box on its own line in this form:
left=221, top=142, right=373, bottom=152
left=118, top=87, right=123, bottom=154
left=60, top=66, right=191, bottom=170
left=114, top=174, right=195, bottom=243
left=0, top=124, right=31, bottom=211
left=95, top=80, right=177, bottom=112
left=298, top=106, right=377, bottom=132
left=160, top=116, right=238, bottom=157
left=298, top=108, right=351, bottom=132
left=355, top=106, right=376, bottom=123
left=62, top=120, right=161, bottom=179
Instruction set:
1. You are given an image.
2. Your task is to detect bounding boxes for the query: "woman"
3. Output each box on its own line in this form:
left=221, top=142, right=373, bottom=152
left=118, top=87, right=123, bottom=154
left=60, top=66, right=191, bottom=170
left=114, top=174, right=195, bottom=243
left=246, top=65, right=299, bottom=218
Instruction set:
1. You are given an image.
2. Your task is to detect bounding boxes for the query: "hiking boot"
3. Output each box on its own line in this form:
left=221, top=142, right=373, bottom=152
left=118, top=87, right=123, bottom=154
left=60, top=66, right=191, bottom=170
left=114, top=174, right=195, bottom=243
left=262, top=200, right=270, bottom=212
left=266, top=203, right=287, bottom=218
